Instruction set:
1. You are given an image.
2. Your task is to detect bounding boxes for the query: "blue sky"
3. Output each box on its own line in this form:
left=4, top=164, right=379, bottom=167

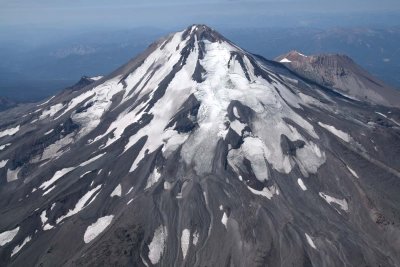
left=1, top=0, right=400, bottom=30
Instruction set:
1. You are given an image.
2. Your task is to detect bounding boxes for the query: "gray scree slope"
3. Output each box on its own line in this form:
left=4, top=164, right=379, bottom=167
left=0, top=25, right=400, bottom=266
left=276, top=50, right=400, bottom=108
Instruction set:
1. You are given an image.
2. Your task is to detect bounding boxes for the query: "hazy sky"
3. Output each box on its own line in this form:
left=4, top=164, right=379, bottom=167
left=1, top=0, right=400, bottom=30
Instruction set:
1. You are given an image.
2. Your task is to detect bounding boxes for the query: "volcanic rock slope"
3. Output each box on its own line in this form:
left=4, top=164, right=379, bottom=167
left=1, top=25, right=400, bottom=266
left=276, top=50, right=400, bottom=108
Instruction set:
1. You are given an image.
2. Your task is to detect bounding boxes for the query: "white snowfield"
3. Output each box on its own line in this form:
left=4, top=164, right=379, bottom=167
left=280, top=58, right=291, bottom=63
left=83, top=215, right=114, bottom=243
left=39, top=167, right=76, bottom=191
left=221, top=212, right=228, bottom=228
left=90, top=76, right=103, bottom=81
left=39, top=103, right=64, bottom=120
left=0, top=227, right=19, bottom=246
left=145, top=168, right=161, bottom=189
left=40, top=210, right=48, bottom=226
left=56, top=185, right=102, bottom=223
left=247, top=185, right=277, bottom=199
left=297, top=178, right=307, bottom=191
left=181, top=229, right=190, bottom=259
left=110, top=184, right=122, bottom=197
left=0, top=143, right=11, bottom=151
left=0, top=159, right=8, bottom=168
left=0, top=125, right=20, bottom=138
left=36, top=95, right=55, bottom=107
left=319, top=192, right=348, bottom=211
left=318, top=122, right=350, bottom=142
left=148, top=225, right=167, bottom=264
left=11, top=236, right=31, bottom=257
left=7, top=167, right=20, bottom=182
left=79, top=153, right=106, bottom=167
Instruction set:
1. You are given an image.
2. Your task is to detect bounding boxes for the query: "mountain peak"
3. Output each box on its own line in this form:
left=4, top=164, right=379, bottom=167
left=1, top=25, right=400, bottom=267
left=275, top=50, right=400, bottom=107
left=182, top=24, right=227, bottom=43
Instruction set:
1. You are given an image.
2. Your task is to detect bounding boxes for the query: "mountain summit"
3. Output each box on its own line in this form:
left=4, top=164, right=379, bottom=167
left=1, top=25, right=400, bottom=266
left=276, top=51, right=400, bottom=108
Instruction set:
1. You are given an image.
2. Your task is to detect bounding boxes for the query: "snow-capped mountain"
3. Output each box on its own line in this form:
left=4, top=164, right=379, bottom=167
left=1, top=25, right=400, bottom=266
left=275, top=50, right=400, bottom=108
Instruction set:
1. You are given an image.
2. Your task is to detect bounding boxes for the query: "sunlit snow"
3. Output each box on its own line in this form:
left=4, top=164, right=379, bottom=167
left=305, top=233, right=317, bottom=249
left=148, top=225, right=167, bottom=264
left=318, top=122, right=350, bottom=142
left=56, top=185, right=102, bottom=223
left=181, top=229, right=190, bottom=259
left=0, top=125, right=20, bottom=138
left=0, top=227, right=19, bottom=246
left=83, top=215, right=114, bottom=243
left=11, top=236, right=31, bottom=257
left=110, top=184, right=122, bottom=197
left=319, top=192, right=348, bottom=211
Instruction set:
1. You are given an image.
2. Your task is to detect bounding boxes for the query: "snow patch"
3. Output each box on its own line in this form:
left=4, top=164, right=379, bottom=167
left=346, top=166, right=359, bottom=178
left=145, top=168, right=161, bottom=189
left=0, top=143, right=11, bottom=151
left=83, top=215, right=114, bottom=243
left=35, top=133, right=74, bottom=162
left=7, top=168, right=21, bottom=182
left=39, top=103, right=64, bottom=119
left=181, top=229, right=190, bottom=259
left=80, top=170, right=92, bottom=178
left=233, top=106, right=240, bottom=118
left=40, top=210, right=48, bottom=226
left=148, top=225, right=167, bottom=264
left=297, top=178, right=307, bottom=191
left=36, top=95, right=55, bottom=107
left=318, top=122, right=350, bottom=142
left=56, top=185, right=102, bottom=223
left=39, top=167, right=76, bottom=190
left=79, top=153, right=105, bottom=167
left=43, top=185, right=55, bottom=196
left=0, top=159, right=8, bottom=168
left=221, top=212, right=228, bottom=228
left=193, top=231, right=199, bottom=246
left=280, top=58, right=291, bottom=63
left=230, top=120, right=246, bottom=135
left=305, top=233, right=317, bottom=249
left=11, top=236, right=31, bottom=257
left=126, top=186, right=134, bottom=195
left=90, top=76, right=103, bottom=81
left=110, top=184, right=122, bottom=197
left=43, top=224, right=54, bottom=231
left=247, top=185, right=277, bottom=199
left=375, top=111, right=387, bottom=118
left=319, top=192, right=348, bottom=211
left=0, top=227, right=19, bottom=246
left=0, top=125, right=20, bottom=138
left=229, top=136, right=270, bottom=182
left=44, top=129, right=54, bottom=135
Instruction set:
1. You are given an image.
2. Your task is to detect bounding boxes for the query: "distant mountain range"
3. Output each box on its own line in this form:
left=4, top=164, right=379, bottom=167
left=0, top=27, right=399, bottom=103
left=0, top=97, right=16, bottom=112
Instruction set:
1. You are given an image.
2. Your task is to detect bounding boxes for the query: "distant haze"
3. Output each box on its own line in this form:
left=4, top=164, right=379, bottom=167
left=1, top=0, right=400, bottom=30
